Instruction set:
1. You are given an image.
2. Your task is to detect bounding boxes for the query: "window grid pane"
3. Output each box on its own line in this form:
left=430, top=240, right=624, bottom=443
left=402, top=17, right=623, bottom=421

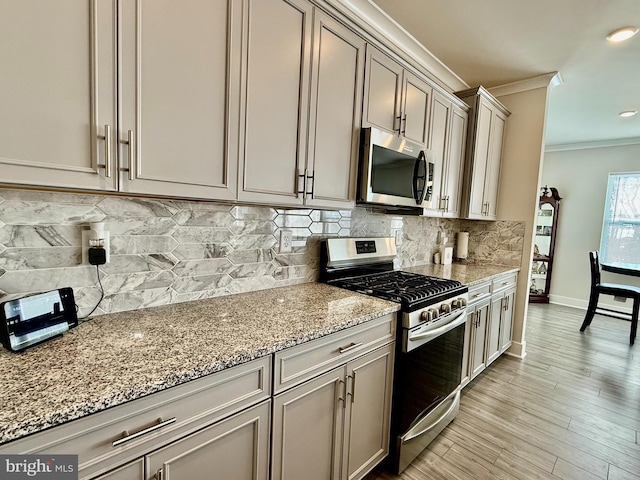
left=600, top=172, right=640, bottom=270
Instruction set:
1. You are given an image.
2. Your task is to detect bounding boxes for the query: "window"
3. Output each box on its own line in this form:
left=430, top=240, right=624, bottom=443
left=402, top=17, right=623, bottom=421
left=599, top=172, right=640, bottom=272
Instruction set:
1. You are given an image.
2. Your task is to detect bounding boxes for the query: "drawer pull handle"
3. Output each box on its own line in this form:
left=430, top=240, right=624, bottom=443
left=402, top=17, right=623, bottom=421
left=339, top=342, right=363, bottom=354
left=112, top=417, right=176, bottom=447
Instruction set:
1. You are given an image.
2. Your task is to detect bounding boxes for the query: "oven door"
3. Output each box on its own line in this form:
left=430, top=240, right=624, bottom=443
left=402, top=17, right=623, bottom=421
left=358, top=127, right=434, bottom=208
left=391, top=310, right=466, bottom=473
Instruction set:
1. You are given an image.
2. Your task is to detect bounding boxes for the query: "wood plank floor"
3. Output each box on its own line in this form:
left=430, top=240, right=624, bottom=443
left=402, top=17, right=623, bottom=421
left=364, top=303, right=640, bottom=480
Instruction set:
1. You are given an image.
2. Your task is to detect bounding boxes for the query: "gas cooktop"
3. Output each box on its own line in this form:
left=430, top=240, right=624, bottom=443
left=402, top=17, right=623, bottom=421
left=327, top=270, right=466, bottom=311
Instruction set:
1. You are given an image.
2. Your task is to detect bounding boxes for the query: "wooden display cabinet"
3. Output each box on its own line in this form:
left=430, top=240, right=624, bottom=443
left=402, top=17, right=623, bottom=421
left=530, top=186, right=561, bottom=303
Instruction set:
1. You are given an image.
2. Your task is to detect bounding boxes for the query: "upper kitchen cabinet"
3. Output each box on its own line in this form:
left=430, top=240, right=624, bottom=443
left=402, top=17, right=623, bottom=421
left=456, top=86, right=510, bottom=220
left=238, top=0, right=365, bottom=209
left=118, top=0, right=241, bottom=201
left=0, top=0, right=241, bottom=201
left=0, top=0, right=118, bottom=192
left=423, top=91, right=469, bottom=217
left=362, top=46, right=432, bottom=146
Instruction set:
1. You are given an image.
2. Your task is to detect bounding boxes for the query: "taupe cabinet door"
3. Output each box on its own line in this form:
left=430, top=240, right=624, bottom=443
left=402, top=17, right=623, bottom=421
left=362, top=46, right=403, bottom=134
left=146, top=400, right=270, bottom=480
left=344, top=345, right=394, bottom=480
left=487, top=295, right=503, bottom=366
left=0, top=0, right=118, bottom=191
left=467, top=99, right=493, bottom=218
left=239, top=0, right=313, bottom=205
left=441, top=105, right=468, bottom=218
left=305, top=11, right=365, bottom=209
left=271, top=367, right=345, bottom=480
left=484, top=109, right=507, bottom=218
left=499, top=288, right=516, bottom=352
left=119, top=0, right=241, bottom=200
left=469, top=300, right=490, bottom=380
left=424, top=91, right=451, bottom=215
left=401, top=72, right=432, bottom=146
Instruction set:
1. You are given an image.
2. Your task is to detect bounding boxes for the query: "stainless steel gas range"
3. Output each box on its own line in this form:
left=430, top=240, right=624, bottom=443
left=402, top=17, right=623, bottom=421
left=320, top=237, right=468, bottom=474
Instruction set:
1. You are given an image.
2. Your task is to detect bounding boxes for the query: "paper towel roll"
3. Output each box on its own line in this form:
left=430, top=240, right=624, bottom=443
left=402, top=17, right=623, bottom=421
left=456, top=232, right=469, bottom=259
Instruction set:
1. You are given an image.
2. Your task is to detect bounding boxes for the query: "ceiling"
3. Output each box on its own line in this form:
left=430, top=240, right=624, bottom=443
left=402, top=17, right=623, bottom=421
left=370, top=0, right=640, bottom=147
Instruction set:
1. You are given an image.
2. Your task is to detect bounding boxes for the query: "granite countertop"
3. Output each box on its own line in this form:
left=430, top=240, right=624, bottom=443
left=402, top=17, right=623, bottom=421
left=0, top=283, right=399, bottom=446
left=405, top=263, right=519, bottom=286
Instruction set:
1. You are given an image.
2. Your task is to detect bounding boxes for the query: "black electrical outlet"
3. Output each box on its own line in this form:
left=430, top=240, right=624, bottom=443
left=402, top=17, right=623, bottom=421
left=88, top=247, right=107, bottom=265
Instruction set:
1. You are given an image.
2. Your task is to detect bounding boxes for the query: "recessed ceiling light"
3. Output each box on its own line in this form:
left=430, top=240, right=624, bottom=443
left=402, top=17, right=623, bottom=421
left=619, top=110, right=638, bottom=118
left=606, top=26, right=639, bottom=42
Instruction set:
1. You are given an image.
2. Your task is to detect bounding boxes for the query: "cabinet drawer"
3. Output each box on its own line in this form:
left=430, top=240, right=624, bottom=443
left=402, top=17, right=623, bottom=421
left=1, top=356, right=271, bottom=480
left=273, top=314, right=396, bottom=394
left=492, top=272, right=518, bottom=293
left=468, top=281, right=491, bottom=305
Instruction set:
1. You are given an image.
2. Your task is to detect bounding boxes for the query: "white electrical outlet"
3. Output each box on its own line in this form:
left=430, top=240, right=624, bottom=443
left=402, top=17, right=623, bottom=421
left=279, top=230, right=293, bottom=253
left=395, top=230, right=403, bottom=246
left=82, top=222, right=110, bottom=264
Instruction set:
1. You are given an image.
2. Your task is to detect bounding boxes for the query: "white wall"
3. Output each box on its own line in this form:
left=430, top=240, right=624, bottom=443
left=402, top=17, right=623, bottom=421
left=542, top=144, right=640, bottom=310
left=495, top=86, right=551, bottom=358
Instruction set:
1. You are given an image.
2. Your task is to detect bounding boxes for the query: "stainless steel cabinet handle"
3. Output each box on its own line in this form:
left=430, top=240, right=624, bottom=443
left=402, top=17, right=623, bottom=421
left=97, top=124, right=112, bottom=178
left=112, top=417, right=176, bottom=447
left=156, top=470, right=163, bottom=480
left=297, top=170, right=305, bottom=197
left=338, top=342, right=363, bottom=354
left=306, top=169, right=314, bottom=199
left=401, top=113, right=407, bottom=136
left=351, top=372, right=356, bottom=403
left=445, top=196, right=450, bottom=212
left=120, top=130, right=135, bottom=181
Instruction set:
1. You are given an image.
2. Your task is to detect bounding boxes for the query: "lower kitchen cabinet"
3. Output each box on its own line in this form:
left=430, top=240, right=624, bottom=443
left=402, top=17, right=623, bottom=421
left=94, top=401, right=270, bottom=480
left=492, top=273, right=517, bottom=354
left=468, top=298, right=491, bottom=381
left=462, top=273, right=518, bottom=387
left=461, top=281, right=491, bottom=387
left=271, top=343, right=395, bottom=480
left=146, top=400, right=270, bottom=480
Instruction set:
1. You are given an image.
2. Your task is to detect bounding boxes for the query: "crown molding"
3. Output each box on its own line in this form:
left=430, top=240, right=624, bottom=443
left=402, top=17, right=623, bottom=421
left=488, top=72, right=560, bottom=97
left=545, top=136, right=640, bottom=152
left=326, top=0, right=469, bottom=92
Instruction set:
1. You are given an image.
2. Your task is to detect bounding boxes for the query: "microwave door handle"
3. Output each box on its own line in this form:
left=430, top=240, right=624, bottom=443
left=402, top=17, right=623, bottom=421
left=412, top=151, right=427, bottom=204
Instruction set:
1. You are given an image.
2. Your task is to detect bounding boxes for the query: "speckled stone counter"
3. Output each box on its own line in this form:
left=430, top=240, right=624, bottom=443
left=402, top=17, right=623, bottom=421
left=405, top=263, right=519, bottom=286
left=0, top=283, right=399, bottom=446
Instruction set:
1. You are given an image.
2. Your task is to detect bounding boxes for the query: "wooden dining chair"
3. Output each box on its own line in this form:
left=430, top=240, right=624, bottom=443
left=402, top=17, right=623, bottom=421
left=580, top=251, right=640, bottom=344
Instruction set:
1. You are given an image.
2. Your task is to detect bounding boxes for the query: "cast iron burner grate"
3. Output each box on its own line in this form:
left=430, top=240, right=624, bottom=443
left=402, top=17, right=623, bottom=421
left=328, top=270, right=465, bottom=311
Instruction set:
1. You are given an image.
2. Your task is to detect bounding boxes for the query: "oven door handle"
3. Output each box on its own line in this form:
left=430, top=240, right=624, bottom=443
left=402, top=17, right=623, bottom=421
left=402, top=390, right=460, bottom=443
left=408, top=310, right=466, bottom=343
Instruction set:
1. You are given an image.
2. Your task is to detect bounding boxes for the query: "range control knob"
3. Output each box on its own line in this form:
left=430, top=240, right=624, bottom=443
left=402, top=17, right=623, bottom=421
left=452, top=298, right=467, bottom=309
left=420, top=308, right=439, bottom=322
left=440, top=303, right=452, bottom=314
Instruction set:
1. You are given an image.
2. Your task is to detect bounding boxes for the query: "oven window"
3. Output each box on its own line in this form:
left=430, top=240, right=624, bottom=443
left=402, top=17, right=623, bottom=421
left=371, top=145, right=417, bottom=198
left=393, top=321, right=464, bottom=433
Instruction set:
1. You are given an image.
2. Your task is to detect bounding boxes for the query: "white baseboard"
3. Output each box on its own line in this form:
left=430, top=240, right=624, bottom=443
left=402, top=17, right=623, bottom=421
left=548, top=294, right=633, bottom=314
left=505, top=340, right=526, bottom=359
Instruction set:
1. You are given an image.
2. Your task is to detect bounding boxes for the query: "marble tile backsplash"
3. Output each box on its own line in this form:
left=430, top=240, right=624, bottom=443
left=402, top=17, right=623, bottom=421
left=0, top=188, right=524, bottom=317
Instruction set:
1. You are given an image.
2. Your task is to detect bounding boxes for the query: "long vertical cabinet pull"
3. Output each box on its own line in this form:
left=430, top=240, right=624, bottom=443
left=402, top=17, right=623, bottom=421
left=120, top=130, right=135, bottom=181
left=98, top=125, right=112, bottom=178
left=351, top=372, right=356, bottom=403
left=155, top=469, right=163, bottom=480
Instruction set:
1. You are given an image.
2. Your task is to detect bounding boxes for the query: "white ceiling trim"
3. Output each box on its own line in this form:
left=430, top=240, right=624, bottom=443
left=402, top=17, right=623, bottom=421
left=329, top=0, right=469, bottom=91
left=545, top=136, right=640, bottom=152
left=488, top=73, right=560, bottom=98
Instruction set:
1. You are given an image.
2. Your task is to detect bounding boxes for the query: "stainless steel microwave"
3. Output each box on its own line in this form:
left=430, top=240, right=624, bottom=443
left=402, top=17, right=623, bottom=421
left=357, top=127, right=434, bottom=209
